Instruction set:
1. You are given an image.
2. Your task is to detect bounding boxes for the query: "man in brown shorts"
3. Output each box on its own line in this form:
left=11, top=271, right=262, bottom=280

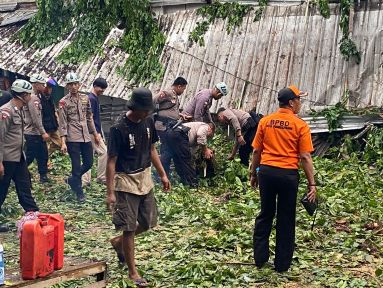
left=106, top=87, right=170, bottom=287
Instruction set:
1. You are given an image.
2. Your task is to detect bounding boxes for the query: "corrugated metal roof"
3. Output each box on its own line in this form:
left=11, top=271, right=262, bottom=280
left=0, top=8, right=36, bottom=26
left=303, top=114, right=383, bottom=134
left=150, top=0, right=207, bottom=6
left=0, top=25, right=131, bottom=98
left=0, top=3, right=18, bottom=13
left=154, top=1, right=383, bottom=115
left=0, top=1, right=382, bottom=116
left=150, top=0, right=308, bottom=6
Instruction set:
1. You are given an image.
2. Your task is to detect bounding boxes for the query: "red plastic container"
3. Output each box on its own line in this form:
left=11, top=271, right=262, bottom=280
left=38, top=213, right=64, bottom=269
left=20, top=218, right=55, bottom=280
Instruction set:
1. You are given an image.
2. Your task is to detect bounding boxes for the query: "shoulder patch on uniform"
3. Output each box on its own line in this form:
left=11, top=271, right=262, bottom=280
left=34, top=100, right=40, bottom=107
left=0, top=109, right=11, bottom=119
left=1, top=107, right=11, bottom=113
left=59, top=100, right=66, bottom=108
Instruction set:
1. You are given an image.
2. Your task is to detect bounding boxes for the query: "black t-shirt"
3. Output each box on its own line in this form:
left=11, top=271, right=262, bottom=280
left=108, top=113, right=158, bottom=174
left=39, top=93, right=58, bottom=132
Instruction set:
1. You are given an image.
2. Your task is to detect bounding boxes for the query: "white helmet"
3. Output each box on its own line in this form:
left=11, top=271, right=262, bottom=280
left=215, top=82, right=228, bottom=96
left=29, top=74, right=46, bottom=84
left=11, top=79, right=33, bottom=94
left=65, top=72, right=80, bottom=84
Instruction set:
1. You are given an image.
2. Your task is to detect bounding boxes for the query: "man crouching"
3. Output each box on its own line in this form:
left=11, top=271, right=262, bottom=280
left=106, top=87, right=170, bottom=287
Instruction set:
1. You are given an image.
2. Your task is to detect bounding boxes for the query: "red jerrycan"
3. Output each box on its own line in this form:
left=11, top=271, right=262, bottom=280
left=20, top=218, right=55, bottom=280
left=38, top=213, right=64, bottom=270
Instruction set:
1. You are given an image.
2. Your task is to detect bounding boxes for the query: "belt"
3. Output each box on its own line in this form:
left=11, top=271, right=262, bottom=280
left=242, top=117, right=256, bottom=133
left=154, top=115, right=178, bottom=131
left=174, top=124, right=190, bottom=134
left=154, top=115, right=177, bottom=126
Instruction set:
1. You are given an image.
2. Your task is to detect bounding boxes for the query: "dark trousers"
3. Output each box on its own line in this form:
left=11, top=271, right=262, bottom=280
left=238, top=127, right=256, bottom=167
left=0, top=158, right=39, bottom=213
left=25, top=134, right=48, bottom=176
left=66, top=142, right=93, bottom=197
left=253, top=165, right=299, bottom=271
left=165, top=129, right=197, bottom=186
left=158, top=131, right=172, bottom=177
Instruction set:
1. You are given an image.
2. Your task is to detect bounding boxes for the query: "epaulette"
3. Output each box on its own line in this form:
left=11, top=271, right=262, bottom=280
left=158, top=91, right=166, bottom=100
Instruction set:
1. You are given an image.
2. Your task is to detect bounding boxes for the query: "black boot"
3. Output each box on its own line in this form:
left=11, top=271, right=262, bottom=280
left=65, top=177, right=75, bottom=190
left=77, top=193, right=86, bottom=204
left=76, top=187, right=86, bottom=203
left=0, top=224, right=9, bottom=233
left=40, top=174, right=50, bottom=183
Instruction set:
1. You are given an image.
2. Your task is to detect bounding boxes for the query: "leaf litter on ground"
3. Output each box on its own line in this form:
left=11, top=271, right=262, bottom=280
left=0, top=129, right=382, bottom=287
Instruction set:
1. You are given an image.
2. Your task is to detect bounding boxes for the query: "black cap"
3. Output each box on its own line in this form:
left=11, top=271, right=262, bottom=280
left=93, top=78, right=108, bottom=89
left=126, top=87, right=154, bottom=111
left=277, top=88, right=298, bottom=104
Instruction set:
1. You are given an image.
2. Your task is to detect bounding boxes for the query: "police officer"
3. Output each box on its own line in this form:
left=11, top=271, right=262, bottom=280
left=181, top=82, right=228, bottom=123
left=217, top=107, right=262, bottom=167
left=0, top=80, right=39, bottom=220
left=250, top=85, right=316, bottom=272
left=153, top=77, right=188, bottom=177
left=58, top=72, right=100, bottom=203
left=24, top=74, right=50, bottom=183
left=165, top=121, right=215, bottom=186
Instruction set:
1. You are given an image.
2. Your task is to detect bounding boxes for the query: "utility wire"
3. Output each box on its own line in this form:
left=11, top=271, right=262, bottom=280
left=165, top=45, right=378, bottom=109
left=164, top=43, right=337, bottom=108
left=164, top=43, right=277, bottom=92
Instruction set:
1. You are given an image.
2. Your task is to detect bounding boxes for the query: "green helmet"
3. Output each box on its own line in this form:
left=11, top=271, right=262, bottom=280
left=29, top=74, right=46, bottom=84
left=215, top=82, right=228, bottom=96
left=65, top=72, right=80, bottom=84
left=11, top=79, right=33, bottom=94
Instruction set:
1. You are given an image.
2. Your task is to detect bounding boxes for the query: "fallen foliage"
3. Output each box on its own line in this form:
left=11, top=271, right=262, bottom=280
left=0, top=128, right=382, bottom=287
